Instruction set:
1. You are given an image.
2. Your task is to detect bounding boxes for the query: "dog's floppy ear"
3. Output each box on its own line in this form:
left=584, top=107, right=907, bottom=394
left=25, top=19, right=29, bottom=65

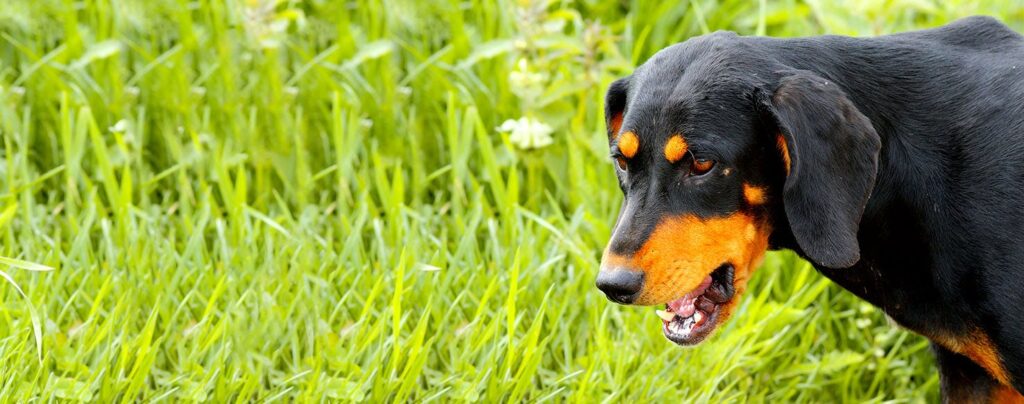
left=605, top=77, right=630, bottom=141
left=764, top=70, right=881, bottom=269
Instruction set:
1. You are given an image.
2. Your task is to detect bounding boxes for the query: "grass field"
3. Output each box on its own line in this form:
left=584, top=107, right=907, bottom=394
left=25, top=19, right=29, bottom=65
left=2, top=0, right=1024, bottom=401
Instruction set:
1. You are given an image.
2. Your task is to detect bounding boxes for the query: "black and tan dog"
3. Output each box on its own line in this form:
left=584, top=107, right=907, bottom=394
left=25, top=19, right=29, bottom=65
left=596, top=16, right=1024, bottom=402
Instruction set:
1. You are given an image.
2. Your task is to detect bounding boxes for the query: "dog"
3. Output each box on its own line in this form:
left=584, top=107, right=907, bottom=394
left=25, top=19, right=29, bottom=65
left=595, top=16, right=1024, bottom=402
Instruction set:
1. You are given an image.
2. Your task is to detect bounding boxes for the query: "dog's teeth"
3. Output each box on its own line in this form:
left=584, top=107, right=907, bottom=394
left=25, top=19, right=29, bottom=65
left=656, top=310, right=675, bottom=322
left=694, top=311, right=704, bottom=325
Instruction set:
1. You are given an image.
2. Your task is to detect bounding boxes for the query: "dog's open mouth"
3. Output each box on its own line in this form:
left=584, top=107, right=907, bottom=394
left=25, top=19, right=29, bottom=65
left=655, top=264, right=735, bottom=345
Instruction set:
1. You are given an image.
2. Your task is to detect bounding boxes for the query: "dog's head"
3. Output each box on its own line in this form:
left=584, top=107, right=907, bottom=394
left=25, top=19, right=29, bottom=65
left=597, top=33, right=881, bottom=345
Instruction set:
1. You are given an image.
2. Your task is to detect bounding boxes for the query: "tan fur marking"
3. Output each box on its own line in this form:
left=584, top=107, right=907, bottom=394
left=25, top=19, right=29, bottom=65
left=600, top=214, right=770, bottom=306
left=664, top=135, right=688, bottom=163
left=619, top=131, right=639, bottom=158
left=743, top=184, right=766, bottom=205
left=599, top=215, right=772, bottom=347
left=777, top=134, right=791, bottom=175
left=992, top=384, right=1024, bottom=403
left=932, top=330, right=1011, bottom=386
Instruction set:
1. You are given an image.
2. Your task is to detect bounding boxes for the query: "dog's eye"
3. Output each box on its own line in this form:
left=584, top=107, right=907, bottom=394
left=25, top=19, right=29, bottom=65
left=690, top=158, right=715, bottom=176
left=615, top=157, right=628, bottom=172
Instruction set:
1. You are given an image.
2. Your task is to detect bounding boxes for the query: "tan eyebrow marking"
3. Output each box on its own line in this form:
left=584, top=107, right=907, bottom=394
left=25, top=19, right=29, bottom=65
left=664, top=134, right=688, bottom=163
left=618, top=131, right=639, bottom=158
left=743, top=183, right=766, bottom=205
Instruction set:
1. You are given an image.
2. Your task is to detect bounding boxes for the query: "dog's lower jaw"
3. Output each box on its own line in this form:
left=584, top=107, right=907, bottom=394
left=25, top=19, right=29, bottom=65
left=657, top=264, right=737, bottom=346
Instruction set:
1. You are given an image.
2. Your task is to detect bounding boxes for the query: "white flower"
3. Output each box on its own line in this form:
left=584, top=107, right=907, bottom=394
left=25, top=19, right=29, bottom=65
left=509, top=58, right=544, bottom=89
left=498, top=117, right=554, bottom=150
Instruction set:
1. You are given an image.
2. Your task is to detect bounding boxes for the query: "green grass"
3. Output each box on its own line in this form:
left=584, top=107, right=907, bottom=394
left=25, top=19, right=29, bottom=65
left=2, top=0, right=1024, bottom=401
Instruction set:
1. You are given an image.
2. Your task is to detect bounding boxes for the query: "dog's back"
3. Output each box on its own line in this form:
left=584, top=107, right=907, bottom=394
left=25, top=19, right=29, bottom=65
left=902, top=15, right=1024, bottom=54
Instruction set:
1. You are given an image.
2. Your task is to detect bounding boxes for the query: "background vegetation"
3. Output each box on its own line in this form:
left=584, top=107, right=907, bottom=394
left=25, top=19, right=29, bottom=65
left=2, top=0, right=1022, bottom=401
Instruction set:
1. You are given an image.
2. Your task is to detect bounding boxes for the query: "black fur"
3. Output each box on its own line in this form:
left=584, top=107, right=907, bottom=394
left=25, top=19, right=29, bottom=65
left=603, top=16, right=1024, bottom=399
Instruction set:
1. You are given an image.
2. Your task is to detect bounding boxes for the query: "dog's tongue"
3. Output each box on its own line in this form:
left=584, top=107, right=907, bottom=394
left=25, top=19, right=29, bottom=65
left=666, top=275, right=713, bottom=318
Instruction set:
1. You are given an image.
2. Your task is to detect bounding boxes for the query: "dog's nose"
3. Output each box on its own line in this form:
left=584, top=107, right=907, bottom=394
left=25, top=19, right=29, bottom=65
left=596, top=269, right=644, bottom=304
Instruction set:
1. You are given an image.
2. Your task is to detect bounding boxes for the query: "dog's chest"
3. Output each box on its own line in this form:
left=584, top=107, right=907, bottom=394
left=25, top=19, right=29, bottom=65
left=817, top=261, right=954, bottom=337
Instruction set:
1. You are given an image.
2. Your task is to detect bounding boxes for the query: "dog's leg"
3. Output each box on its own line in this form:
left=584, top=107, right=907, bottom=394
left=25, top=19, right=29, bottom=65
left=933, top=343, right=1023, bottom=403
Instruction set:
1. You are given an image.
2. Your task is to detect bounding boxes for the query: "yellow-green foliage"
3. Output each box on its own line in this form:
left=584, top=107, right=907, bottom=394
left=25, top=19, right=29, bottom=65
left=1, top=0, right=1021, bottom=401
